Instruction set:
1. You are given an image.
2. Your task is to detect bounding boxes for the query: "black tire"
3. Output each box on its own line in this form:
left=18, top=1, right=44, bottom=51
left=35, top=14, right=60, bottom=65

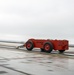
left=40, top=48, right=45, bottom=52
left=26, top=41, right=34, bottom=51
left=43, top=42, right=53, bottom=53
left=59, top=50, right=65, bottom=54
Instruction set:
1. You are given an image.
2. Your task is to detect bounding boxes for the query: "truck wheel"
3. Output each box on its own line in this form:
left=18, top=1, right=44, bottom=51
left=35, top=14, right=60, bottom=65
left=59, top=50, right=65, bottom=54
left=40, top=48, right=45, bottom=52
left=43, top=42, right=53, bottom=53
left=26, top=41, right=34, bottom=51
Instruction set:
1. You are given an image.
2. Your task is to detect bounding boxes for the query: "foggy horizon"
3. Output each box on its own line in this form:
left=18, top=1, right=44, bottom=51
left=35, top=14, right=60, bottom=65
left=0, top=0, right=74, bottom=44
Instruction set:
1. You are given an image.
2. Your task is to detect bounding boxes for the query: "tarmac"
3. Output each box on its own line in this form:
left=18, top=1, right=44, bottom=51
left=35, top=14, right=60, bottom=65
left=0, top=44, right=74, bottom=75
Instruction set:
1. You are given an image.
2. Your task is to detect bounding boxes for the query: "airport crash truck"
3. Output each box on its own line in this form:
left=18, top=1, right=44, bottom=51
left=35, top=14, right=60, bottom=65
left=19, top=39, right=69, bottom=53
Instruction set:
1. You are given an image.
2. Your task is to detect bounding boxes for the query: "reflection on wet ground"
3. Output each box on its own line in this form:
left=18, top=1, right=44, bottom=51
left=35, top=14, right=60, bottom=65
left=0, top=47, right=74, bottom=75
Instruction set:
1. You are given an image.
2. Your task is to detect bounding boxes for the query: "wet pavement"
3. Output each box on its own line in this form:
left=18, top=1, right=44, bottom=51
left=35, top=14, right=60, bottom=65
left=0, top=47, right=74, bottom=75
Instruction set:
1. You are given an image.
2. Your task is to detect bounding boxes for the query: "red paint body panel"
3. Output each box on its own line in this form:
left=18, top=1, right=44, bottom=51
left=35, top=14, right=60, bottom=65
left=26, top=39, right=69, bottom=50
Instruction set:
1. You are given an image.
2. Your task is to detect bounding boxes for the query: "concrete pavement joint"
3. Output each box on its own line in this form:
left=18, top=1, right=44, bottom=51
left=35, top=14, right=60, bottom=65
left=0, top=65, right=33, bottom=75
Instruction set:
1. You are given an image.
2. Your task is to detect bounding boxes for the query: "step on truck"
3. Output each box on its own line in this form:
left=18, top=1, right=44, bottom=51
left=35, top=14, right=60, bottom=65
left=17, top=39, right=69, bottom=53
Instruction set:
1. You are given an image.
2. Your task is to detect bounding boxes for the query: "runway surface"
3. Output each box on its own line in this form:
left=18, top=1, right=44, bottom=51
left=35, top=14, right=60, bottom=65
left=0, top=42, right=74, bottom=75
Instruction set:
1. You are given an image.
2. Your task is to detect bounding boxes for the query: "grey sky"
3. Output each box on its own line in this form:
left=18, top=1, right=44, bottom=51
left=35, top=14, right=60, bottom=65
left=0, top=0, right=74, bottom=43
